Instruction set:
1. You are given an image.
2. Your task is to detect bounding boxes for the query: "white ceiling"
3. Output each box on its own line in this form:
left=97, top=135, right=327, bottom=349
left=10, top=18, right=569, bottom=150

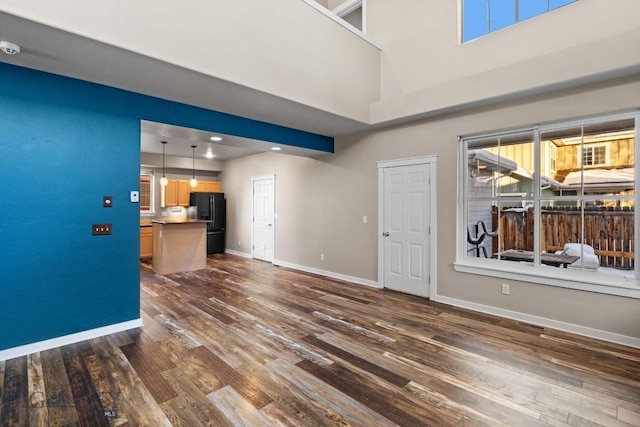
left=140, top=121, right=329, bottom=160
left=0, top=11, right=370, bottom=160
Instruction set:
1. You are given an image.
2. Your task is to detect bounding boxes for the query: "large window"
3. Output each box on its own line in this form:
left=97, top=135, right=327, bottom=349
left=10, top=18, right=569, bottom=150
left=462, top=0, right=578, bottom=42
left=458, top=113, right=639, bottom=297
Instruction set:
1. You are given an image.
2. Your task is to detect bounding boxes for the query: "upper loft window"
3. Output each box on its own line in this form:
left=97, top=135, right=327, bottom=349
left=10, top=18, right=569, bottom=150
left=333, top=0, right=364, bottom=32
left=462, top=0, right=578, bottom=42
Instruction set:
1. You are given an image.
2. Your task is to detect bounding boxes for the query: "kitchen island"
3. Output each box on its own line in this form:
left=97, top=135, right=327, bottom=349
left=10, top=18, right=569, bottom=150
left=151, top=219, right=209, bottom=275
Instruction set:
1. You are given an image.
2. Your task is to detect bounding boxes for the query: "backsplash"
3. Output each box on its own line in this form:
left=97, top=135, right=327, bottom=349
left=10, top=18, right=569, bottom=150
left=162, top=207, right=187, bottom=219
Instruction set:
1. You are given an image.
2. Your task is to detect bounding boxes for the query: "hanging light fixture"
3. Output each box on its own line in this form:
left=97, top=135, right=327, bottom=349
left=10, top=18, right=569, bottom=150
left=190, top=145, right=198, bottom=187
left=160, top=141, right=168, bottom=186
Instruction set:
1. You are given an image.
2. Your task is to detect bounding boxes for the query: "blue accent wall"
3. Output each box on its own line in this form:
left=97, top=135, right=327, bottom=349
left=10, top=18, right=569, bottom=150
left=0, top=95, right=141, bottom=350
left=0, top=63, right=333, bottom=351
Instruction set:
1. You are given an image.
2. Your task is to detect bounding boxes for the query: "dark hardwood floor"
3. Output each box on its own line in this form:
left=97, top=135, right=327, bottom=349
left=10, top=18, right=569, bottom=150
left=2, top=253, right=640, bottom=426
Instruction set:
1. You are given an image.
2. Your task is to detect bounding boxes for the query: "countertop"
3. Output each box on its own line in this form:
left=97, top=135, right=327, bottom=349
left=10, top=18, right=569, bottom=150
left=150, top=219, right=211, bottom=225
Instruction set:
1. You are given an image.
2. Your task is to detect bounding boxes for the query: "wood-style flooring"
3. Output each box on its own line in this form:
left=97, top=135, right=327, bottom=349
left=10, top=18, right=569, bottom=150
left=1, top=253, right=640, bottom=426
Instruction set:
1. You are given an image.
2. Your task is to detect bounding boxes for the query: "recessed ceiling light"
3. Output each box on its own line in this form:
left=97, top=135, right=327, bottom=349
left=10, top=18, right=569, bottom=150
left=205, top=151, right=215, bottom=159
left=271, top=147, right=282, bottom=151
left=210, top=136, right=222, bottom=141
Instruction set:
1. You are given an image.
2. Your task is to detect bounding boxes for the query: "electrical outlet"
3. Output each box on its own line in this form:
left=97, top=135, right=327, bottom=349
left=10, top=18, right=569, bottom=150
left=93, top=224, right=112, bottom=236
left=238, top=240, right=241, bottom=246
left=320, top=254, right=325, bottom=261
left=103, top=196, right=113, bottom=208
left=501, top=283, right=510, bottom=295
left=363, top=216, right=368, bottom=224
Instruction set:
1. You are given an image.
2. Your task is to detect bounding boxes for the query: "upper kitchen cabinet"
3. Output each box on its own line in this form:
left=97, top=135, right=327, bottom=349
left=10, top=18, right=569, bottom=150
left=161, top=179, right=190, bottom=207
left=193, top=181, right=222, bottom=193
left=160, top=179, right=222, bottom=207
left=177, top=180, right=191, bottom=206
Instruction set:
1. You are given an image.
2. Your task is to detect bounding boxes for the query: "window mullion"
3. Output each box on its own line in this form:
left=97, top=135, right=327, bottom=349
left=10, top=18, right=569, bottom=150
left=460, top=137, right=469, bottom=261
left=533, top=126, right=541, bottom=265
left=635, top=112, right=640, bottom=278
left=486, top=0, right=491, bottom=35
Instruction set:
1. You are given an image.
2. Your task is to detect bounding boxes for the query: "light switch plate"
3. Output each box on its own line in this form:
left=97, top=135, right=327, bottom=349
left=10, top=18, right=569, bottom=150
left=130, top=191, right=139, bottom=203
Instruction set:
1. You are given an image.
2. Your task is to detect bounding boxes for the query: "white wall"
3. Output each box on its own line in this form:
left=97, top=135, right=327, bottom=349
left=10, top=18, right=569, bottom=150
left=221, top=149, right=378, bottom=267
left=368, top=0, right=640, bottom=124
left=0, top=0, right=380, bottom=123
left=221, top=75, right=640, bottom=340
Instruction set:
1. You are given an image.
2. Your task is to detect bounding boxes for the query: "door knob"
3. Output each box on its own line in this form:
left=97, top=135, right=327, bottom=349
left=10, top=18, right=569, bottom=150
left=383, top=232, right=390, bottom=237
left=268, top=224, right=272, bottom=226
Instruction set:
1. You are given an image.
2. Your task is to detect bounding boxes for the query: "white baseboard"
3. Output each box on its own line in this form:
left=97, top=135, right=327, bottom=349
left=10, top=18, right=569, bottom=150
left=223, top=252, right=379, bottom=288
left=0, top=318, right=143, bottom=361
left=432, top=295, right=640, bottom=349
left=224, top=249, right=252, bottom=259
left=273, top=259, right=381, bottom=289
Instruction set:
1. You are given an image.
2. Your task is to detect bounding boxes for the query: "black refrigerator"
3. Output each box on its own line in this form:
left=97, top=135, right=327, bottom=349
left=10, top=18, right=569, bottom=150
left=190, top=192, right=226, bottom=254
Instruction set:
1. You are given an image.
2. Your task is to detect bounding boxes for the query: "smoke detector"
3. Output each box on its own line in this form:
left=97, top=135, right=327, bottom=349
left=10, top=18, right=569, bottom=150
left=0, top=41, right=21, bottom=55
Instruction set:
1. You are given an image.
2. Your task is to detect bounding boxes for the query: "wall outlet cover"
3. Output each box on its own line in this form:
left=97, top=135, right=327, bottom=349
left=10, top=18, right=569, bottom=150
left=130, top=191, right=139, bottom=203
left=93, top=224, right=112, bottom=236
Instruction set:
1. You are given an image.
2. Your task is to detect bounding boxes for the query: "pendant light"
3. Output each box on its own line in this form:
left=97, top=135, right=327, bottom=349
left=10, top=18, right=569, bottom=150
left=190, top=145, right=198, bottom=187
left=160, top=141, right=168, bottom=186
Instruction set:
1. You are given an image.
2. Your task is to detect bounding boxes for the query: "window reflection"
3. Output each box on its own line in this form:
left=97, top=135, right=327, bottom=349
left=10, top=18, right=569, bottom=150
left=463, top=115, right=636, bottom=277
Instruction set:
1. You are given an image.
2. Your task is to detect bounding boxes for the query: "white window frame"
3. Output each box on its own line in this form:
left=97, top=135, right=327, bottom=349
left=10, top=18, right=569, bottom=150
left=461, top=0, right=579, bottom=43
left=581, top=143, right=609, bottom=167
left=140, top=168, right=156, bottom=216
left=454, top=112, right=640, bottom=299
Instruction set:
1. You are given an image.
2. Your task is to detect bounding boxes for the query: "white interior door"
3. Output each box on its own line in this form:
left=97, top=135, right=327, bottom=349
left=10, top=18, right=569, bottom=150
left=252, top=176, right=275, bottom=262
left=380, top=161, right=434, bottom=297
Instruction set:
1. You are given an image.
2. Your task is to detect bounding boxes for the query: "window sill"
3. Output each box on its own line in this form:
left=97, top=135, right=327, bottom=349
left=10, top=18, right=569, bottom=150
left=454, top=258, right=640, bottom=299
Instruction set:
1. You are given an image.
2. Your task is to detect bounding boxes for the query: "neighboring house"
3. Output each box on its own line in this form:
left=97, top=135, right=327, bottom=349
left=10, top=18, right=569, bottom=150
left=1, top=0, right=639, bottom=357
left=482, top=130, right=635, bottom=195
left=467, top=123, right=636, bottom=271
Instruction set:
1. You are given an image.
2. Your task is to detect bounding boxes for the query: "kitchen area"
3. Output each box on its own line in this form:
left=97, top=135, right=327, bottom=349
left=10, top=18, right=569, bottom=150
left=139, top=121, right=228, bottom=275
left=137, top=119, right=307, bottom=275
left=139, top=180, right=226, bottom=275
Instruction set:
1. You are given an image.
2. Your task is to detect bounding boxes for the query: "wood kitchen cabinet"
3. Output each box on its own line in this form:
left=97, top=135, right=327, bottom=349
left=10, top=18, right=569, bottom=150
left=140, top=226, right=153, bottom=259
left=193, top=180, right=222, bottom=193
left=161, top=179, right=221, bottom=207
left=161, top=179, right=191, bottom=207
left=176, top=180, right=190, bottom=206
